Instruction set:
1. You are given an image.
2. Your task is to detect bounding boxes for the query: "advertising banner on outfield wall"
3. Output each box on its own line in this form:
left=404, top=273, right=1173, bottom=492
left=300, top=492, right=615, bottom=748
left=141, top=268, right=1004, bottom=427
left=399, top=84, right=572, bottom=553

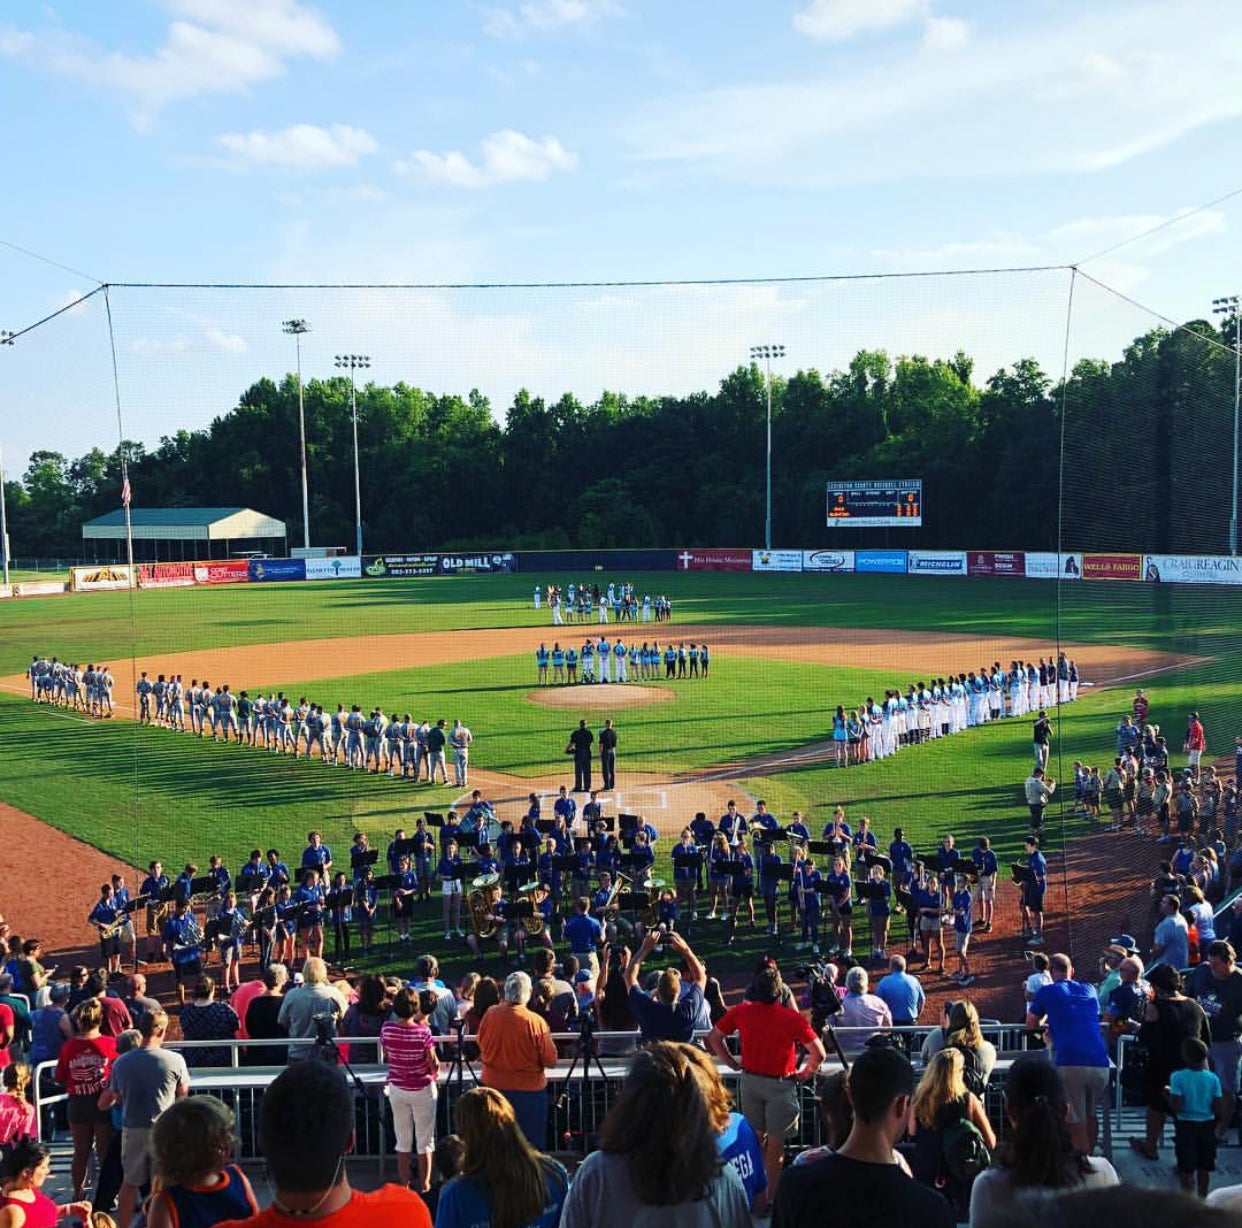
left=364, top=553, right=439, bottom=578
left=802, top=549, right=855, bottom=573
left=305, top=555, right=362, bottom=581
left=907, top=550, right=967, bottom=576
left=1142, top=554, right=1242, bottom=585
left=437, top=552, right=516, bottom=574
left=138, top=562, right=196, bottom=589
left=71, top=565, right=133, bottom=592
left=13, top=580, right=66, bottom=596
left=1024, top=553, right=1083, bottom=580
left=1082, top=553, right=1142, bottom=581
left=752, top=549, right=804, bottom=572
left=967, top=551, right=1025, bottom=577
left=855, top=550, right=908, bottom=574
left=194, top=560, right=249, bottom=585
left=678, top=548, right=752, bottom=572
left=249, top=558, right=306, bottom=583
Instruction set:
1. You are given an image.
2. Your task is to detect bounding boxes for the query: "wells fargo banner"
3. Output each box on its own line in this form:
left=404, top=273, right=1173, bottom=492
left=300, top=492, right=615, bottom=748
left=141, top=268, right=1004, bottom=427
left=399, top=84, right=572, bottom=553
left=1082, top=553, right=1142, bottom=581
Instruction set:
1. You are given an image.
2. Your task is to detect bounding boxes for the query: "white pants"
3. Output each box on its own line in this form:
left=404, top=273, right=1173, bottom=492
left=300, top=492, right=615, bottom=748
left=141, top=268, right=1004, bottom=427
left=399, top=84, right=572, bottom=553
left=387, top=1083, right=437, bottom=1155
left=553, top=603, right=563, bottom=625
left=615, top=656, right=627, bottom=682
left=598, top=652, right=611, bottom=682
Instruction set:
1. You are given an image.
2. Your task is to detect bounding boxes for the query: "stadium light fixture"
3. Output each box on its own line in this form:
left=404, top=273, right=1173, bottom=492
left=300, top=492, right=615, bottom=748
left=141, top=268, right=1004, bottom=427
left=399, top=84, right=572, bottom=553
left=282, top=319, right=312, bottom=551
left=334, top=354, right=371, bottom=559
left=750, top=344, right=786, bottom=551
left=1212, top=295, right=1240, bottom=555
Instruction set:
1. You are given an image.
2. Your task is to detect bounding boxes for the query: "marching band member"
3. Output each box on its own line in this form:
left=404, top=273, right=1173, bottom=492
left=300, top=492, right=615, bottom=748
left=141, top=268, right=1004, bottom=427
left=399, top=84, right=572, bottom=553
left=328, top=870, right=353, bottom=964
left=823, top=855, right=853, bottom=959
left=866, top=863, right=892, bottom=962
left=87, top=883, right=123, bottom=978
left=911, top=862, right=945, bottom=975
left=758, top=837, right=784, bottom=937
left=393, top=856, right=418, bottom=944
left=215, top=889, right=245, bottom=993
left=293, top=868, right=325, bottom=962
left=793, top=849, right=821, bottom=955
left=140, top=860, right=170, bottom=966
left=265, top=849, right=291, bottom=890
left=411, top=817, right=434, bottom=900
left=728, top=834, right=757, bottom=931
left=300, top=830, right=332, bottom=879
left=438, top=839, right=465, bottom=941
left=252, top=885, right=277, bottom=971
left=162, top=897, right=204, bottom=1007
left=673, top=827, right=700, bottom=921
left=356, top=867, right=379, bottom=956
left=272, top=884, right=295, bottom=967
left=110, top=873, right=138, bottom=973
left=707, top=833, right=733, bottom=921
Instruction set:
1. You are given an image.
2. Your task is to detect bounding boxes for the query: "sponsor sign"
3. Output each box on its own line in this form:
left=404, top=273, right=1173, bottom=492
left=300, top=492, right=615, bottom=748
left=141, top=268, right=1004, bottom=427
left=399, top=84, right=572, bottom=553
left=305, top=555, right=362, bottom=581
left=906, top=550, right=967, bottom=576
left=1081, top=553, right=1142, bottom=582
left=14, top=580, right=68, bottom=596
left=0, top=585, right=12, bottom=599
left=138, top=562, right=197, bottom=589
left=967, top=551, right=1026, bottom=577
left=802, top=549, right=855, bottom=573
left=437, top=552, right=516, bottom=575
left=193, top=560, right=250, bottom=585
left=855, top=550, right=908, bottom=574
left=249, top=558, right=306, bottom=583
left=1024, top=552, right=1083, bottom=580
left=752, top=549, right=804, bottom=573
left=71, top=565, right=133, bottom=592
left=677, top=548, right=752, bottom=572
left=1142, top=554, right=1242, bottom=586
left=364, top=553, right=440, bottom=578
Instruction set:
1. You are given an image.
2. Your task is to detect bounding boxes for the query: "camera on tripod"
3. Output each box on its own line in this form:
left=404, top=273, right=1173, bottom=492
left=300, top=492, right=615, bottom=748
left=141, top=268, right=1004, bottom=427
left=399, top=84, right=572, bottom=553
left=311, top=1011, right=339, bottom=1046
left=791, top=960, right=843, bottom=1023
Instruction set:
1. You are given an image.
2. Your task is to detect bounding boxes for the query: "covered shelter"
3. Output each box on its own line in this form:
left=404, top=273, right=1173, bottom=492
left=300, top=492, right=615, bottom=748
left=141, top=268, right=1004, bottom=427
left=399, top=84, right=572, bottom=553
left=82, top=507, right=287, bottom=562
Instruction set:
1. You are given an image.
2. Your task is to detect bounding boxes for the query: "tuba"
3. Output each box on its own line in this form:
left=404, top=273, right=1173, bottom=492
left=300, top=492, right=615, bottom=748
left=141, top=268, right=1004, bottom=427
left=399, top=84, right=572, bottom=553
left=518, top=882, right=547, bottom=936
left=602, top=872, right=631, bottom=918
left=468, top=873, right=502, bottom=940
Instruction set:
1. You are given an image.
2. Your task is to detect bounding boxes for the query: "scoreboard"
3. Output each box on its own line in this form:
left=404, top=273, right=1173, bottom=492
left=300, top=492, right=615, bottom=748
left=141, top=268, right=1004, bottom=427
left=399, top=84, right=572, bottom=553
left=826, top=479, right=922, bottom=527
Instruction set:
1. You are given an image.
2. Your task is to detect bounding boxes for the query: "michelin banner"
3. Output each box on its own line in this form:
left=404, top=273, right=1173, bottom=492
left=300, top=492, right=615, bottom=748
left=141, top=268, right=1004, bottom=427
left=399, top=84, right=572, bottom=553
left=305, top=555, right=362, bottom=581
left=855, top=550, right=908, bottom=574
left=1024, top=553, right=1083, bottom=580
left=802, top=549, right=855, bottom=573
left=752, top=549, right=804, bottom=573
left=906, top=550, right=967, bottom=576
left=1143, top=554, right=1242, bottom=586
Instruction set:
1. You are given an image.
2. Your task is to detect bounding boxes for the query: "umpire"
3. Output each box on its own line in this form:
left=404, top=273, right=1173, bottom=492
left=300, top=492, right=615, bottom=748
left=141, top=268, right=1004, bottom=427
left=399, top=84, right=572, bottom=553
left=567, top=719, right=594, bottom=792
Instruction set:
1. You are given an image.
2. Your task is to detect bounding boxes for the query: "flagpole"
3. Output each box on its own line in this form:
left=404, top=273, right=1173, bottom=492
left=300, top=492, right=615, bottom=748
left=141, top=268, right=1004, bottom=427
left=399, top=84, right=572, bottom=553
left=0, top=443, right=10, bottom=588
left=121, top=466, right=135, bottom=588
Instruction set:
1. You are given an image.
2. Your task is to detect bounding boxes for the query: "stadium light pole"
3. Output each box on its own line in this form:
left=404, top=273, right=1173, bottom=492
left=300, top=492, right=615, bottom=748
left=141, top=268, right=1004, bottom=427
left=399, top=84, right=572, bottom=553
left=0, top=329, right=12, bottom=587
left=750, top=344, right=785, bottom=550
left=334, top=354, right=370, bottom=558
left=282, top=319, right=312, bottom=551
left=1212, top=295, right=1240, bottom=555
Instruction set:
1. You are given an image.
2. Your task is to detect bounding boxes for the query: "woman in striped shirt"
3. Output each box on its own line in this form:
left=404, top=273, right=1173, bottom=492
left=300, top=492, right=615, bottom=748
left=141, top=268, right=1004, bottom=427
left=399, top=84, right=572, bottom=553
left=382, top=987, right=440, bottom=1192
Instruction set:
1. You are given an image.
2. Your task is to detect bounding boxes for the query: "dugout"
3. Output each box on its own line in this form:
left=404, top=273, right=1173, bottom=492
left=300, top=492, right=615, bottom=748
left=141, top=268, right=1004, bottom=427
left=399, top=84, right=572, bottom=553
left=81, top=506, right=287, bottom=563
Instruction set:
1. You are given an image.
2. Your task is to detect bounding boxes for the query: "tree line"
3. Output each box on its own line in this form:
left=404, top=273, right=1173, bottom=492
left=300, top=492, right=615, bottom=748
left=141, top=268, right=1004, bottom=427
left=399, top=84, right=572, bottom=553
left=6, top=319, right=1237, bottom=558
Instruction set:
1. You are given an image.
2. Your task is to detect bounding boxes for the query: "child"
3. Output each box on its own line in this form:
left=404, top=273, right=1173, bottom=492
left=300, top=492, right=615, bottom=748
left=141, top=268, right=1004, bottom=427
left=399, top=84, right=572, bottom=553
left=1085, top=765, right=1102, bottom=819
left=1072, top=761, right=1088, bottom=813
left=425, top=1133, right=466, bottom=1220
left=866, top=864, right=891, bottom=963
left=950, top=873, right=975, bottom=986
left=0, top=1063, right=35, bottom=1147
left=1023, top=951, right=1052, bottom=1005
left=215, top=890, right=243, bottom=993
left=146, top=1095, right=258, bottom=1228
left=1166, top=1037, right=1224, bottom=1199
left=795, top=855, right=822, bottom=955
left=972, top=837, right=998, bottom=933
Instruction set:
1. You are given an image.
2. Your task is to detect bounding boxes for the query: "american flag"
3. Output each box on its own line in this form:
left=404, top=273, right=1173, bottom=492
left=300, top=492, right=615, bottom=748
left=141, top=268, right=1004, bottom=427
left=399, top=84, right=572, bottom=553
left=121, top=475, right=131, bottom=508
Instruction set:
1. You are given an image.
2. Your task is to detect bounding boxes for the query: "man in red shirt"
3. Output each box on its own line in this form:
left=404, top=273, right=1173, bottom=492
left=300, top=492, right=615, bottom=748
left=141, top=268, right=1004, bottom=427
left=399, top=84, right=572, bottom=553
left=1133, top=689, right=1150, bottom=725
left=216, top=1060, right=431, bottom=1228
left=1185, top=711, right=1206, bottom=782
left=706, top=966, right=826, bottom=1212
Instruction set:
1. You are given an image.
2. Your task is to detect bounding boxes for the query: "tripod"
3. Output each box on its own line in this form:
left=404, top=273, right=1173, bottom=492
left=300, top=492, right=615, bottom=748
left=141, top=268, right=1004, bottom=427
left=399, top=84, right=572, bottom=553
left=555, top=1012, right=610, bottom=1158
left=447, top=1017, right=479, bottom=1090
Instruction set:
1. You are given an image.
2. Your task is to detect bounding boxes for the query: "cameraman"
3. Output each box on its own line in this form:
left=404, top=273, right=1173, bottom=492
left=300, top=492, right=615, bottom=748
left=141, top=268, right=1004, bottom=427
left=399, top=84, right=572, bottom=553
left=277, top=958, right=346, bottom=1060
left=623, top=928, right=705, bottom=1044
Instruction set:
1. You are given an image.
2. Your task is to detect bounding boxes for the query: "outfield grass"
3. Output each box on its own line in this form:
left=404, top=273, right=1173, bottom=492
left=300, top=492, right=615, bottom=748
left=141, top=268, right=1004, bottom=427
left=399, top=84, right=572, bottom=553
left=1, top=570, right=1238, bottom=980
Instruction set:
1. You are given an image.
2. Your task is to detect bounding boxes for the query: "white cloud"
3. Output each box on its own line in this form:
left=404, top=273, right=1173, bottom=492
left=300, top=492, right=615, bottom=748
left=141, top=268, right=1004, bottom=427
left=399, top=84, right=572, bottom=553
left=483, top=0, right=622, bottom=39
left=131, top=336, right=190, bottom=355
left=206, top=327, right=248, bottom=353
left=0, top=0, right=339, bottom=124
left=216, top=124, right=378, bottom=169
left=624, top=2, right=1242, bottom=187
left=395, top=130, right=577, bottom=188
left=794, top=0, right=928, bottom=43
left=922, top=16, right=970, bottom=51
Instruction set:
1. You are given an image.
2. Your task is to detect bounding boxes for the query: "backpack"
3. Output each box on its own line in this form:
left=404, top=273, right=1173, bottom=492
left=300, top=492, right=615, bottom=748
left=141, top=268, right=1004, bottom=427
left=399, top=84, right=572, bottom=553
left=940, top=1115, right=991, bottom=1188
left=950, top=1041, right=987, bottom=1099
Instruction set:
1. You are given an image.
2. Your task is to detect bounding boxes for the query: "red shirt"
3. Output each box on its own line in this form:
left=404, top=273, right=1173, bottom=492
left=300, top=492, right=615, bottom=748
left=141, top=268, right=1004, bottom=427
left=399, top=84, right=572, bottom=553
left=54, top=1034, right=117, bottom=1097
left=0, top=1004, right=12, bottom=1070
left=217, top=1185, right=432, bottom=1228
left=715, top=1000, right=816, bottom=1078
left=1187, top=720, right=1206, bottom=752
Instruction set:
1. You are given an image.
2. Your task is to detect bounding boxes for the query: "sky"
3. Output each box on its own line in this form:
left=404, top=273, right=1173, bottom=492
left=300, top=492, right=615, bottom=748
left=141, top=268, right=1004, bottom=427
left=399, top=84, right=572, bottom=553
left=1, top=0, right=1241, bottom=476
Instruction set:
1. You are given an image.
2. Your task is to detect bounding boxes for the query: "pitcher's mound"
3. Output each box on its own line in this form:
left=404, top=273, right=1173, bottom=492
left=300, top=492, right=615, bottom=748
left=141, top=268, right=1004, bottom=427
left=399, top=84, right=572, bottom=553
left=527, top=684, right=676, bottom=709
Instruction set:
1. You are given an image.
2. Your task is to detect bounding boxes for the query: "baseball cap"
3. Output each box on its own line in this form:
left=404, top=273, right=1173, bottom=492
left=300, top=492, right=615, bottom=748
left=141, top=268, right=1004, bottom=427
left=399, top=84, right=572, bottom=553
left=573, top=970, right=593, bottom=984
left=1108, top=933, right=1139, bottom=954
left=49, top=982, right=71, bottom=1002
left=292, top=972, right=305, bottom=986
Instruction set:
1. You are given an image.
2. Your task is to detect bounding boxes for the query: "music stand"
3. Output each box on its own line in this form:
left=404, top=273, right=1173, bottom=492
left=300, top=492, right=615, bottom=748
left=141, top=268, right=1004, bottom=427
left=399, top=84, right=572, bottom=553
left=807, top=840, right=842, bottom=859
left=351, top=848, right=380, bottom=872
left=672, top=850, right=703, bottom=871
left=503, top=866, right=526, bottom=894
left=551, top=854, right=579, bottom=873
left=859, top=849, right=893, bottom=875
left=516, top=831, right=539, bottom=854
left=372, top=874, right=400, bottom=947
left=535, top=818, right=556, bottom=835
left=618, top=814, right=640, bottom=848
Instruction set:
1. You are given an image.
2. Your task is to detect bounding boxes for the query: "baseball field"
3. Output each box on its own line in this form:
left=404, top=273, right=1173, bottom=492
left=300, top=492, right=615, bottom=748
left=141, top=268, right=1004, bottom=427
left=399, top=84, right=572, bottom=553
left=0, top=569, right=1237, bottom=1008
